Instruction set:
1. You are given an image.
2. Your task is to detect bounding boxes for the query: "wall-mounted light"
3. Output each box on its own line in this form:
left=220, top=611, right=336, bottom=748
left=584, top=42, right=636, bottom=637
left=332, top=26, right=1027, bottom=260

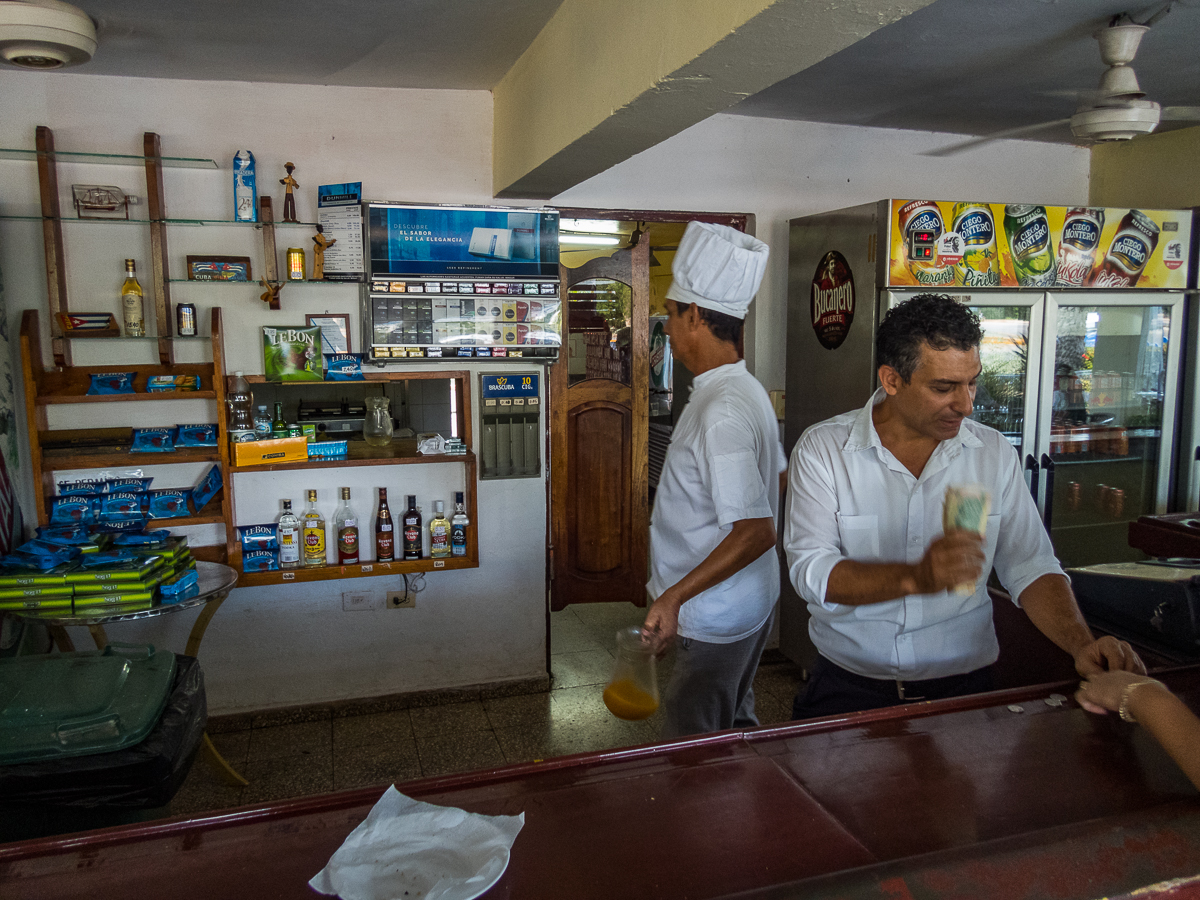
left=559, top=234, right=620, bottom=246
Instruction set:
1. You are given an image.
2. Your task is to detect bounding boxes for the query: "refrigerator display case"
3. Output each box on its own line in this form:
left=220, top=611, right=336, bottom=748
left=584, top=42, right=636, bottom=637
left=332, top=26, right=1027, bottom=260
left=781, top=199, right=1194, bottom=665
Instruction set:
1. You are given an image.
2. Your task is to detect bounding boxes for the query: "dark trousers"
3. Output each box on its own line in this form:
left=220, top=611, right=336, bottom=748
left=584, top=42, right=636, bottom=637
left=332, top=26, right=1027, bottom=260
left=791, top=656, right=995, bottom=721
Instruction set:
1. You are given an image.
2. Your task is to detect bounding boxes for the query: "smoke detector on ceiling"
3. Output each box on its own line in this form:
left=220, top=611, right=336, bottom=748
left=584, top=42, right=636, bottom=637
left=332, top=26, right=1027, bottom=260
left=0, top=0, right=95, bottom=69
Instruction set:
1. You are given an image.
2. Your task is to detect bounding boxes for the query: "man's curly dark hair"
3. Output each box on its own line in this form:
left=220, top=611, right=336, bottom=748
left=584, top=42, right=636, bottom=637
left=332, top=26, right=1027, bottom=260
left=876, top=293, right=982, bottom=382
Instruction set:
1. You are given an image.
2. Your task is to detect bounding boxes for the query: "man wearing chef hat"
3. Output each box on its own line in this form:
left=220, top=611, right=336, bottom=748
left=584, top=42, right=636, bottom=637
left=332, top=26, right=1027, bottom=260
left=644, top=221, right=786, bottom=738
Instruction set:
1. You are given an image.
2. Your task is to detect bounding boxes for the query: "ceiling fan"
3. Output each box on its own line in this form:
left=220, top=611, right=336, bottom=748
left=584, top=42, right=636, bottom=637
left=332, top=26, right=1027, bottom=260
left=926, top=11, right=1200, bottom=157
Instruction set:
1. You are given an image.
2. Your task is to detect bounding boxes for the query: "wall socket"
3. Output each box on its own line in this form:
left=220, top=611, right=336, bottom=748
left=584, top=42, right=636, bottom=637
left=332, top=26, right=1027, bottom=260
left=387, top=590, right=415, bottom=609
left=342, top=591, right=378, bottom=611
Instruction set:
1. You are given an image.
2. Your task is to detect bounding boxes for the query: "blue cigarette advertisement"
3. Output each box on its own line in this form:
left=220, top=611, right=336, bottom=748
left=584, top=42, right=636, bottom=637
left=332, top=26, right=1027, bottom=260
left=367, top=204, right=560, bottom=278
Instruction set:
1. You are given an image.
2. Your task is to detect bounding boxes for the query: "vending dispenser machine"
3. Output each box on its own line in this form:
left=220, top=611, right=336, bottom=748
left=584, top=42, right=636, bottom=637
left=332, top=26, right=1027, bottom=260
left=479, top=372, right=541, bottom=479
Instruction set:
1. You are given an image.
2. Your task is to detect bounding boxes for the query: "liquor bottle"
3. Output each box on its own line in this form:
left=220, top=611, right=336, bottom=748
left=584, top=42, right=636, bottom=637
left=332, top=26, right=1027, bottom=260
left=271, top=401, right=288, bottom=438
left=121, top=259, right=145, bottom=337
left=253, top=405, right=272, bottom=438
left=375, top=488, right=394, bottom=562
left=302, top=489, right=326, bottom=568
left=451, top=491, right=469, bottom=558
left=334, top=487, right=359, bottom=565
left=277, top=499, right=300, bottom=569
left=402, top=494, right=422, bottom=560
left=227, top=371, right=255, bottom=440
left=429, top=500, right=451, bottom=558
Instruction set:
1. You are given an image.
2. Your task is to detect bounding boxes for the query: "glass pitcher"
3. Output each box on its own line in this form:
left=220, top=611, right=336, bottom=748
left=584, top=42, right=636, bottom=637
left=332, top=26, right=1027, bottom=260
left=603, top=626, right=659, bottom=720
left=363, top=396, right=393, bottom=447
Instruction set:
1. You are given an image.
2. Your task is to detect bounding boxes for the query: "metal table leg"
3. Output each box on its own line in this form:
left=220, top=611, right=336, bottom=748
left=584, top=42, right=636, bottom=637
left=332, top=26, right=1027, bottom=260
left=185, top=594, right=248, bottom=787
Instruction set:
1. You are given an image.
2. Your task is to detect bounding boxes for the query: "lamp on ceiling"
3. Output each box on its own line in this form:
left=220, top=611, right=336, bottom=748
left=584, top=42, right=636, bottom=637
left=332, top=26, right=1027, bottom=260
left=0, top=0, right=96, bottom=69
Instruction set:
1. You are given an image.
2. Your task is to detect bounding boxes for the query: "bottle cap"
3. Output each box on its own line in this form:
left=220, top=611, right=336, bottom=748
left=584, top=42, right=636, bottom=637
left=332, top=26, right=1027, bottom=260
left=125, top=258, right=134, bottom=266
left=307, top=489, right=316, bottom=501
left=283, top=499, right=292, bottom=509
left=434, top=500, right=444, bottom=513
left=407, top=494, right=416, bottom=504
left=341, top=487, right=351, bottom=499
left=455, top=491, right=464, bottom=503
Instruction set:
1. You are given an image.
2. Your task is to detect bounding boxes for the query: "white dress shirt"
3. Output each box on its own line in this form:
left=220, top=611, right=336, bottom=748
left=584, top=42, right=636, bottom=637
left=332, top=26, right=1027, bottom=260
left=784, top=388, right=1065, bottom=680
left=649, top=360, right=786, bottom=644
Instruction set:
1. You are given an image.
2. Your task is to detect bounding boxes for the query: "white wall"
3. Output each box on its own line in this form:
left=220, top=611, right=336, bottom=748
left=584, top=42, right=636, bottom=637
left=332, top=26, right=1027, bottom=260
left=553, top=113, right=1093, bottom=392
left=0, top=72, right=548, bottom=714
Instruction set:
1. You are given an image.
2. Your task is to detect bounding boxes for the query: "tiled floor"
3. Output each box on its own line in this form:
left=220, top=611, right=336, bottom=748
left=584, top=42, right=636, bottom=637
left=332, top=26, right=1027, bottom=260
left=169, top=602, right=805, bottom=817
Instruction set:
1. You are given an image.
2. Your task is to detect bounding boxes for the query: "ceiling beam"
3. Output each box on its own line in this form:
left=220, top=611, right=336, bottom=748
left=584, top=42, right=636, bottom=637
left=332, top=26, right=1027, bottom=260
left=492, top=0, right=935, bottom=199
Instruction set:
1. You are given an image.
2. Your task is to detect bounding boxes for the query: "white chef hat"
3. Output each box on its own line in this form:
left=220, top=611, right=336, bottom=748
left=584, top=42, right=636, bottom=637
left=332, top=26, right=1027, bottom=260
left=666, top=221, right=769, bottom=320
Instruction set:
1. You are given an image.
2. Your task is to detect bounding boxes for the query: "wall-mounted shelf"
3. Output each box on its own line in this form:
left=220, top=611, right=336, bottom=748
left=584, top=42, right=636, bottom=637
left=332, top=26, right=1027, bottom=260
left=237, top=554, right=476, bottom=587
left=0, top=147, right=217, bottom=169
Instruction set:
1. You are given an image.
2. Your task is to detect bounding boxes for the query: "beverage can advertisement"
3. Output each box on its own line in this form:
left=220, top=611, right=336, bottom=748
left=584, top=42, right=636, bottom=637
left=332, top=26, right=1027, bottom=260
left=887, top=200, right=1191, bottom=289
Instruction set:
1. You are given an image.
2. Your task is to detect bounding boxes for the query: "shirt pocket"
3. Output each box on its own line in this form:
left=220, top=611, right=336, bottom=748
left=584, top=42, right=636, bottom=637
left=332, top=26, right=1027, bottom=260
left=983, top=513, right=1002, bottom=566
left=836, top=513, right=879, bottom=559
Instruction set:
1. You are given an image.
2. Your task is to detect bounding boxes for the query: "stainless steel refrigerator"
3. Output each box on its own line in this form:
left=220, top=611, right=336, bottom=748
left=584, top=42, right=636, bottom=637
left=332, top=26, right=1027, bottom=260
left=780, top=199, right=1194, bottom=667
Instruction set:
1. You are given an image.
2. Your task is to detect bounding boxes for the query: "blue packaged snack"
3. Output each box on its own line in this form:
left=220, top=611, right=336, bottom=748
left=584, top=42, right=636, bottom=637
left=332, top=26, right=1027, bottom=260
left=238, top=523, right=278, bottom=552
left=100, top=492, right=146, bottom=519
left=36, top=524, right=91, bottom=545
left=57, top=477, right=105, bottom=496
left=241, top=549, right=279, bottom=573
left=131, top=428, right=175, bottom=452
left=49, top=496, right=96, bottom=526
left=160, top=568, right=200, bottom=603
left=176, top=424, right=218, bottom=447
left=104, top=477, right=153, bottom=493
left=324, top=354, right=365, bottom=381
left=86, top=372, right=136, bottom=396
left=308, top=440, right=348, bottom=460
left=113, top=530, right=172, bottom=547
left=190, top=464, right=223, bottom=512
left=95, top=516, right=148, bottom=533
left=147, top=489, right=189, bottom=519
left=7, top=540, right=81, bottom=570
left=80, top=548, right=142, bottom=569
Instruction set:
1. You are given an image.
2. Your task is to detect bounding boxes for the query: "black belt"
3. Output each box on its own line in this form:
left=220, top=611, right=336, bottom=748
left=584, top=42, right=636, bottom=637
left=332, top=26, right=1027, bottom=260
left=819, top=657, right=992, bottom=701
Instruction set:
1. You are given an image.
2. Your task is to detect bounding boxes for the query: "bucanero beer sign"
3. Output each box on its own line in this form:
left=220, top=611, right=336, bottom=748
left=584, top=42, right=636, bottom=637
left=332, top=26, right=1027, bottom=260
left=811, top=250, right=855, bottom=350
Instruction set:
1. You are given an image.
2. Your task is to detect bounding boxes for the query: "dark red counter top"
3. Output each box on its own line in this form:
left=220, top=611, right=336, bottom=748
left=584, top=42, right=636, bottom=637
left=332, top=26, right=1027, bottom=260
left=3, top=673, right=1199, bottom=900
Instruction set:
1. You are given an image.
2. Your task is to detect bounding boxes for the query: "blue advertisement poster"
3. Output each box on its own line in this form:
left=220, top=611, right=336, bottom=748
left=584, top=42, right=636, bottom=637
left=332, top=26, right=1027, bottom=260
left=367, top=205, right=559, bottom=278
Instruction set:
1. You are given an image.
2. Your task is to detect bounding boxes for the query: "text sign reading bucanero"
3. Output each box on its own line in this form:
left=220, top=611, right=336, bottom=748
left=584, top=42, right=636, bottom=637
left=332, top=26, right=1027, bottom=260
left=811, top=250, right=855, bottom=350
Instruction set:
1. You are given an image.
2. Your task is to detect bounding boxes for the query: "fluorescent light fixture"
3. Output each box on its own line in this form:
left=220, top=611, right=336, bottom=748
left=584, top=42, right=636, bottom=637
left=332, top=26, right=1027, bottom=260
left=559, top=234, right=620, bottom=246
left=560, top=218, right=622, bottom=234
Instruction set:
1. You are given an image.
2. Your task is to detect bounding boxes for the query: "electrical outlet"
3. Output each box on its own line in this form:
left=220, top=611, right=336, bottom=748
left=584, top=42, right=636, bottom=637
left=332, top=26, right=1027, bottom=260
left=387, top=591, right=415, bottom=609
left=342, top=591, right=374, bottom=611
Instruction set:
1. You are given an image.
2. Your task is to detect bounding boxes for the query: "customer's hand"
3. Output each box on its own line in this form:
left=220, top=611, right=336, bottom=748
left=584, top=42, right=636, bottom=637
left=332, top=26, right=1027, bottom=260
left=1075, top=669, right=1160, bottom=715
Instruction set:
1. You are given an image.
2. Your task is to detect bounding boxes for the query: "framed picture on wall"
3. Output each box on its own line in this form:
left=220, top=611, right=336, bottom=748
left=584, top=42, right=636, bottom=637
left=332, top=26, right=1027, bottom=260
left=306, top=314, right=351, bottom=355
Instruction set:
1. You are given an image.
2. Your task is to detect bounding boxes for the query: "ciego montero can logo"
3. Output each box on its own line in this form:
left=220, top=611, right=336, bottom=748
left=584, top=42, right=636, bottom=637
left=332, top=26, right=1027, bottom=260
left=811, top=251, right=855, bottom=350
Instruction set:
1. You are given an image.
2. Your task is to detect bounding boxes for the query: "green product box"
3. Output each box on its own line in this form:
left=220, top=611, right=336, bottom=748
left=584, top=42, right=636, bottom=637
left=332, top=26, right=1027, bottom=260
left=0, top=571, right=68, bottom=589
left=0, top=585, right=75, bottom=601
left=72, top=591, right=155, bottom=609
left=262, top=325, right=323, bottom=381
left=65, top=556, right=163, bottom=584
left=0, top=597, right=74, bottom=612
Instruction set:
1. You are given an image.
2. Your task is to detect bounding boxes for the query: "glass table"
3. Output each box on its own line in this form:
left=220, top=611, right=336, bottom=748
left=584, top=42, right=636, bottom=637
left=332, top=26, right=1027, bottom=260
left=9, top=561, right=245, bottom=785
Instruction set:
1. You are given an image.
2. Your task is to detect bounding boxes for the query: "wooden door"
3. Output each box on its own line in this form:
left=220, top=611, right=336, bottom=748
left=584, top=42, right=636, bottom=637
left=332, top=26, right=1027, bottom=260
left=549, top=241, right=649, bottom=609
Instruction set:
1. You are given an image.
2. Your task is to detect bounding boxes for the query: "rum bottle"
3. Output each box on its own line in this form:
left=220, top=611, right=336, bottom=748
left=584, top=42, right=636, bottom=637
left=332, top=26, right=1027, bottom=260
left=403, top=494, right=422, bottom=560
left=334, top=487, right=359, bottom=565
left=429, top=500, right=451, bottom=558
left=302, top=489, right=326, bottom=568
left=375, top=488, right=394, bottom=561
left=121, top=259, right=145, bottom=337
left=277, top=499, right=300, bottom=569
left=451, top=491, right=469, bottom=557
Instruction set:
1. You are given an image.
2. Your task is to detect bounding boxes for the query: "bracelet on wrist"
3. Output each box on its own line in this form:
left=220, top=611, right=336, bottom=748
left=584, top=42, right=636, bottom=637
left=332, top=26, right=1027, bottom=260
left=1118, top=678, right=1164, bottom=723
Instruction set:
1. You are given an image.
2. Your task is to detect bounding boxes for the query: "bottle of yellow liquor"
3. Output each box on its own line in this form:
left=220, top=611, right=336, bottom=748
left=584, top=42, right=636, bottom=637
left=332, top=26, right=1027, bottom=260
left=121, top=259, right=145, bottom=337
left=429, top=500, right=451, bottom=559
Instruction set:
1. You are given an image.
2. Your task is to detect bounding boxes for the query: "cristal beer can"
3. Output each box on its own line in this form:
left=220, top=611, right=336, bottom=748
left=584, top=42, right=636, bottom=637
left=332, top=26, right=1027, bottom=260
left=1089, top=210, right=1160, bottom=288
left=951, top=202, right=1000, bottom=287
left=898, top=200, right=954, bottom=286
left=1055, top=207, right=1105, bottom=287
left=1004, top=205, right=1057, bottom=287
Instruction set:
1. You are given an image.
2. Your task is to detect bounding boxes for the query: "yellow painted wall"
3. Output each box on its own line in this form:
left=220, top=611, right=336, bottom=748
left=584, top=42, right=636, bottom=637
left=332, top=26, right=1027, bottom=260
left=1089, top=126, right=1200, bottom=208
left=493, top=0, right=774, bottom=194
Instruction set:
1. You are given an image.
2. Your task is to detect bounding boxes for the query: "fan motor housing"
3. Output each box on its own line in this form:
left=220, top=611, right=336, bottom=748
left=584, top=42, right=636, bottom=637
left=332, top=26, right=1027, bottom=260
left=0, top=1, right=97, bottom=69
left=1071, top=102, right=1161, bottom=142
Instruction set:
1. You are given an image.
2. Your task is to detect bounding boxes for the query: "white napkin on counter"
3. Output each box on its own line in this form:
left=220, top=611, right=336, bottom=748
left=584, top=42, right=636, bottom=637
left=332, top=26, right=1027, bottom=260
left=309, top=786, right=524, bottom=900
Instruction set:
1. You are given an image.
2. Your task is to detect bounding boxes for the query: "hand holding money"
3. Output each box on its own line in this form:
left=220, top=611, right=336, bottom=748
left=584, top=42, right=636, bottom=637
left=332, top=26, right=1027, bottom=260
left=942, top=485, right=991, bottom=595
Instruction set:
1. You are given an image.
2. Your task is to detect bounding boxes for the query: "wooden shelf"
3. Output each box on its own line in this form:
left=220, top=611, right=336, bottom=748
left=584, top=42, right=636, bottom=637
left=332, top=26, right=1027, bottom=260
left=40, top=391, right=217, bottom=405
left=245, top=370, right=467, bottom=385
left=231, top=447, right=473, bottom=474
left=39, top=444, right=221, bottom=471
left=236, top=555, right=474, bottom=587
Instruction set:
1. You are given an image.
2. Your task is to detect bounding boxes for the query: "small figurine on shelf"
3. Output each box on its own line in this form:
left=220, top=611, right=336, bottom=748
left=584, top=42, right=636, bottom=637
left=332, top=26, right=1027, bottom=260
left=259, top=278, right=285, bottom=311
left=311, top=224, right=336, bottom=280
left=279, top=161, right=299, bottom=223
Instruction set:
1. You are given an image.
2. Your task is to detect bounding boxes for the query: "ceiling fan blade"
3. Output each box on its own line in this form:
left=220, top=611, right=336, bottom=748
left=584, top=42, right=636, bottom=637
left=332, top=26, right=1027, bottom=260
left=922, top=119, right=1073, bottom=158
left=1161, top=106, right=1200, bottom=122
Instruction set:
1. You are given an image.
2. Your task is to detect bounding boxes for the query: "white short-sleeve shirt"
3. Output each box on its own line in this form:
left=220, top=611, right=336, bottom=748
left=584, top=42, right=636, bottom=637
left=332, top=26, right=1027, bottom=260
left=648, top=360, right=786, bottom=643
left=783, top=388, right=1065, bottom=680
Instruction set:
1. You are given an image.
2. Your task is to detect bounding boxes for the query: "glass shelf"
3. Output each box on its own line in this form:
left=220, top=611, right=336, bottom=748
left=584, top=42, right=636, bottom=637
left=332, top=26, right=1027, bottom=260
left=61, top=334, right=211, bottom=341
left=0, top=215, right=318, bottom=227
left=0, top=147, right=217, bottom=169
left=168, top=279, right=352, bottom=285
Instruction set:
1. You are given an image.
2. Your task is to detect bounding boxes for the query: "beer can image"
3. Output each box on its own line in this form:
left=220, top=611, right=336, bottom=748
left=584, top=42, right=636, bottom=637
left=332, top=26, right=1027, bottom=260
left=1055, top=208, right=1105, bottom=287
left=1089, top=210, right=1160, bottom=288
left=502, top=300, right=517, bottom=321
left=176, top=302, right=197, bottom=336
left=516, top=323, right=531, bottom=344
left=287, top=247, right=306, bottom=281
left=951, top=203, right=1000, bottom=287
left=898, top=200, right=954, bottom=286
left=514, top=299, right=530, bottom=321
left=502, top=324, right=518, bottom=344
left=1003, top=205, right=1057, bottom=287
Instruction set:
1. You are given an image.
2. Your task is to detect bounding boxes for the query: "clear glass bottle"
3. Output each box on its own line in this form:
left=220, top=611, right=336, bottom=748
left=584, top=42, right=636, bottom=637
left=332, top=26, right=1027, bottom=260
left=375, top=488, right=394, bottom=562
left=403, top=494, right=422, bottom=560
left=429, top=500, right=451, bottom=558
left=271, top=401, right=288, bottom=438
left=277, top=499, right=300, bottom=569
left=253, top=405, right=272, bottom=438
left=121, top=258, right=145, bottom=337
left=363, top=396, right=393, bottom=447
left=228, top=371, right=254, bottom=433
left=451, top=491, right=468, bottom=558
left=335, top=487, right=359, bottom=565
left=302, top=489, right=326, bottom=568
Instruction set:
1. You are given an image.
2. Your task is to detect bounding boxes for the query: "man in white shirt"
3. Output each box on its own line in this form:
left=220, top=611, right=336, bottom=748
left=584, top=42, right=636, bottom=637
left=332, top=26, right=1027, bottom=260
left=644, top=221, right=785, bottom=738
left=784, top=293, right=1143, bottom=719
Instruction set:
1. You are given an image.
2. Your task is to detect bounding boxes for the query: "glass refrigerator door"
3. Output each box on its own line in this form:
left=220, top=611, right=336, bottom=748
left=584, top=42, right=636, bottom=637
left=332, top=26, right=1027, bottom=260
left=1035, top=292, right=1184, bottom=568
left=884, top=291, right=1045, bottom=497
